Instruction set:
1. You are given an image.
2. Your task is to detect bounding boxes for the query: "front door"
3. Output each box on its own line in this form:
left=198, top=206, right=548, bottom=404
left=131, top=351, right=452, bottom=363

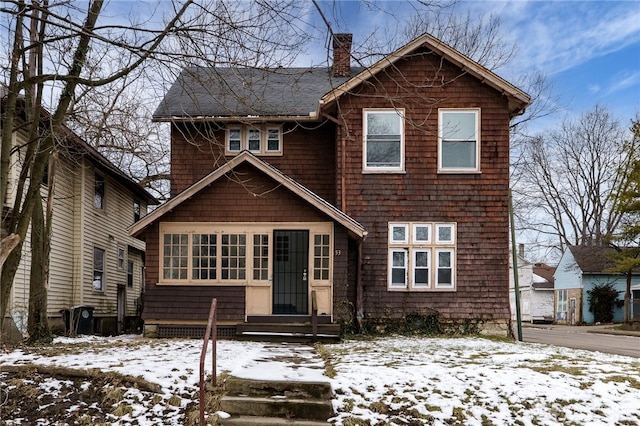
left=273, top=230, right=309, bottom=314
left=117, top=285, right=126, bottom=334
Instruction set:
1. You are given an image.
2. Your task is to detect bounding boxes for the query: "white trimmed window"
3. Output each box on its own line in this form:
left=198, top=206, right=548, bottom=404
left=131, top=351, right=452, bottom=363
left=388, top=222, right=456, bottom=291
left=557, top=289, right=568, bottom=320
left=93, top=247, right=105, bottom=292
left=363, top=109, right=404, bottom=172
left=159, top=223, right=332, bottom=285
left=226, top=125, right=282, bottom=155
left=439, top=109, right=480, bottom=172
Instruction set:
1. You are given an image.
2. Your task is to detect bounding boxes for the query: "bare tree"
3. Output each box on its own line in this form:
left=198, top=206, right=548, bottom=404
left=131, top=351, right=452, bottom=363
left=0, top=0, right=310, bottom=341
left=514, top=106, right=638, bottom=259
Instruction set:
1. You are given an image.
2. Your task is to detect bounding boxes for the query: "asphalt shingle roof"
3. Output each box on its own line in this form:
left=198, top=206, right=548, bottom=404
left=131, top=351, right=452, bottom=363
left=153, top=67, right=362, bottom=119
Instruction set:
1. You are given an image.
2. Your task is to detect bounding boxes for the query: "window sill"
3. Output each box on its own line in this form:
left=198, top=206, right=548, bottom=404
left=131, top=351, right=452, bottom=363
left=387, top=287, right=457, bottom=292
left=362, top=169, right=406, bottom=175
left=437, top=169, right=481, bottom=175
left=157, top=281, right=249, bottom=286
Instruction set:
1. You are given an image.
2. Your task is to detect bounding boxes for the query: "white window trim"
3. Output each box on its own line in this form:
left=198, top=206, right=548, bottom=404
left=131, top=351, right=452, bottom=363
left=363, top=108, right=405, bottom=173
left=389, top=223, right=409, bottom=244
left=225, top=125, right=283, bottom=155
left=438, top=108, right=480, bottom=173
left=388, top=248, right=408, bottom=288
left=388, top=222, right=456, bottom=291
left=413, top=224, right=431, bottom=244
left=159, top=222, right=332, bottom=286
left=435, top=224, right=455, bottom=244
left=435, top=248, right=455, bottom=288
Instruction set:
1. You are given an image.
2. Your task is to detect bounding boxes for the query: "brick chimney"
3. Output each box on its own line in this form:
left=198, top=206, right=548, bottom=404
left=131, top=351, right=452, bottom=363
left=332, top=33, right=352, bottom=77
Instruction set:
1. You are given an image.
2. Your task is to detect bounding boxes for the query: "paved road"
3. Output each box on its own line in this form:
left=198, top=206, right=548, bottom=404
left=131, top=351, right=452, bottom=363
left=519, top=326, right=640, bottom=358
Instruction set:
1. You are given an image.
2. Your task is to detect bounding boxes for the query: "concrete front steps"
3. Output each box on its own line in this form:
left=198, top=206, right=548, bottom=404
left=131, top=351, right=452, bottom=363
left=220, top=376, right=334, bottom=425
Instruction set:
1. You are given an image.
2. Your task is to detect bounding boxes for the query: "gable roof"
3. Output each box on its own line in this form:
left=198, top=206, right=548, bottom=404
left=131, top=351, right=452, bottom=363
left=320, top=32, right=530, bottom=118
left=129, top=151, right=367, bottom=239
left=153, top=32, right=530, bottom=122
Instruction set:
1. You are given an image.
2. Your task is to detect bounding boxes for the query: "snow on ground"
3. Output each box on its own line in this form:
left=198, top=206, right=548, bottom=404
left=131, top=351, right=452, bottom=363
left=0, top=334, right=639, bottom=425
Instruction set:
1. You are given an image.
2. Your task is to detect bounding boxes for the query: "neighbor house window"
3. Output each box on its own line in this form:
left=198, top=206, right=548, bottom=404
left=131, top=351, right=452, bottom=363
left=557, top=289, right=568, bottom=320
left=127, top=260, right=134, bottom=288
left=439, top=109, right=480, bottom=172
left=94, top=173, right=105, bottom=209
left=363, top=109, right=404, bottom=172
left=133, top=200, right=141, bottom=222
left=388, top=222, right=456, bottom=291
left=117, top=246, right=125, bottom=270
left=226, top=125, right=282, bottom=155
left=93, top=247, right=105, bottom=291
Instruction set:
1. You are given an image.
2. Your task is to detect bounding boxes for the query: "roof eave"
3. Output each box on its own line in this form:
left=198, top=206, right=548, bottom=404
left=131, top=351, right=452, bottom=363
left=152, top=112, right=320, bottom=123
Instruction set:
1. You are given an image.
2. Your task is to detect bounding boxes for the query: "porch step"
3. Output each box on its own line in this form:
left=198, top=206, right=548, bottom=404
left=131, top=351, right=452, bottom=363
left=225, top=376, right=333, bottom=400
left=235, top=323, right=340, bottom=343
left=220, top=415, right=330, bottom=425
left=220, top=377, right=334, bottom=425
left=247, top=315, right=332, bottom=324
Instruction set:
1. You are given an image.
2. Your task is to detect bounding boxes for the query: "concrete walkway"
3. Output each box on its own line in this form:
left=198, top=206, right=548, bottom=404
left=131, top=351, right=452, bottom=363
left=522, top=322, right=640, bottom=337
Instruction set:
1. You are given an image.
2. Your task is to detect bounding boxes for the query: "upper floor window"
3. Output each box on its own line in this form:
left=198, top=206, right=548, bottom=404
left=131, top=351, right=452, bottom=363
left=363, top=109, right=404, bottom=172
left=439, top=109, right=480, bottom=173
left=226, top=125, right=282, bottom=155
left=133, top=200, right=141, bottom=222
left=94, top=173, right=105, bottom=209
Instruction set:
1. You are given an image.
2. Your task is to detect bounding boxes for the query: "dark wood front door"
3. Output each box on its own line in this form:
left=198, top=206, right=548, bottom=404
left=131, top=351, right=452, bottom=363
left=273, top=230, right=309, bottom=314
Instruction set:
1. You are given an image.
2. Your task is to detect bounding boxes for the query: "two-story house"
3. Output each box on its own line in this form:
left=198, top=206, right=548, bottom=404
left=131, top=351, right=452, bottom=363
left=2, top=108, right=157, bottom=339
left=130, top=32, right=530, bottom=338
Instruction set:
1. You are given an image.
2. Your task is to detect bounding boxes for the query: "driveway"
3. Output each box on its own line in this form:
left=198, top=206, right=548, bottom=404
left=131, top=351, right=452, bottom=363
left=518, top=324, right=640, bottom=358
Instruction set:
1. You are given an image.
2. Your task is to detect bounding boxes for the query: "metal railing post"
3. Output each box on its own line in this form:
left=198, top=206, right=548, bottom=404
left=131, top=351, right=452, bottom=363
left=199, top=298, right=217, bottom=425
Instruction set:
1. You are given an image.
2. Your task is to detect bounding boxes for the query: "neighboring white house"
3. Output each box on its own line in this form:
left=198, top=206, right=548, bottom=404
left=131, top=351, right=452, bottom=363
left=509, top=254, right=555, bottom=324
left=2, top=111, right=157, bottom=340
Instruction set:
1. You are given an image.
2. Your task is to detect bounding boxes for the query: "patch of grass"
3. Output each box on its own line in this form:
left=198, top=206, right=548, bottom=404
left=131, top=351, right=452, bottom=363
left=111, top=402, right=133, bottom=416
left=528, top=365, right=585, bottom=376
left=101, top=386, right=124, bottom=406
left=369, top=401, right=389, bottom=414
left=481, top=414, right=496, bottom=426
left=425, top=403, right=441, bottom=412
left=342, top=417, right=371, bottom=426
left=342, top=398, right=355, bottom=412
left=314, top=343, right=336, bottom=378
left=445, top=406, right=467, bottom=425
left=602, top=375, right=640, bottom=389
left=167, top=394, right=181, bottom=407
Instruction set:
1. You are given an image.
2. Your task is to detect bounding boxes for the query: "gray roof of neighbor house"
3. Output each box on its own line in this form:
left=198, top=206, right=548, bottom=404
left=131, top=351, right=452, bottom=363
left=568, top=245, right=638, bottom=274
left=153, top=67, right=361, bottom=120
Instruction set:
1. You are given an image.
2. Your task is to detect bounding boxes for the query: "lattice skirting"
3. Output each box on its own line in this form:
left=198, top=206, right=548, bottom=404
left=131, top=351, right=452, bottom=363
left=156, top=324, right=237, bottom=339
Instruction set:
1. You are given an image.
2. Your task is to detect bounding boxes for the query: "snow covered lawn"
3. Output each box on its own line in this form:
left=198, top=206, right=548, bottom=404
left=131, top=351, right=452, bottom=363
left=1, top=334, right=639, bottom=425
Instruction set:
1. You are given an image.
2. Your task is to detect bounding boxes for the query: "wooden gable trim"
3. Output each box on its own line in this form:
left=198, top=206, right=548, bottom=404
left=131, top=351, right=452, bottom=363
left=319, top=33, right=531, bottom=118
left=129, top=151, right=367, bottom=239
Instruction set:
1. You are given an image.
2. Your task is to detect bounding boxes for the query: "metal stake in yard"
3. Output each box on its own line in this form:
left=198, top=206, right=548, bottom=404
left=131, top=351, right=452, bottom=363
left=199, top=298, right=217, bottom=425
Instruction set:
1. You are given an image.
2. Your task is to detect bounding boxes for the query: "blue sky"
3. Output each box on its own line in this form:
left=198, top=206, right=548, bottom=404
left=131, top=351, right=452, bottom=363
left=311, top=0, right=640, bottom=128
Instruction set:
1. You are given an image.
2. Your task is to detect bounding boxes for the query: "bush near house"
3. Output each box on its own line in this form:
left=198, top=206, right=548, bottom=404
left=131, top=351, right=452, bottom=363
left=587, top=283, right=622, bottom=323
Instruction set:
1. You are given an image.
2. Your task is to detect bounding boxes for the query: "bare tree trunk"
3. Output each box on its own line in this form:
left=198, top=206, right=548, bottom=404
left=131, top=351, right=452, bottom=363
left=28, top=191, right=51, bottom=343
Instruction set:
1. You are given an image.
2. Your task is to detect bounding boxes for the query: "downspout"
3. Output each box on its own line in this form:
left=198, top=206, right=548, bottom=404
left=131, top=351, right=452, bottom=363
left=356, top=238, right=363, bottom=332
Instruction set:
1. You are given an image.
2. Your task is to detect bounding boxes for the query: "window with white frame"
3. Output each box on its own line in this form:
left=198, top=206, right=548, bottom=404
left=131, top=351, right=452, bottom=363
left=94, top=173, right=105, bottom=209
left=364, top=109, right=404, bottom=172
left=160, top=223, right=332, bottom=285
left=225, top=125, right=282, bottom=155
left=388, top=222, right=456, bottom=291
left=439, top=109, right=480, bottom=172
left=557, top=289, right=568, bottom=320
left=93, top=247, right=105, bottom=291
left=117, top=246, right=125, bottom=270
